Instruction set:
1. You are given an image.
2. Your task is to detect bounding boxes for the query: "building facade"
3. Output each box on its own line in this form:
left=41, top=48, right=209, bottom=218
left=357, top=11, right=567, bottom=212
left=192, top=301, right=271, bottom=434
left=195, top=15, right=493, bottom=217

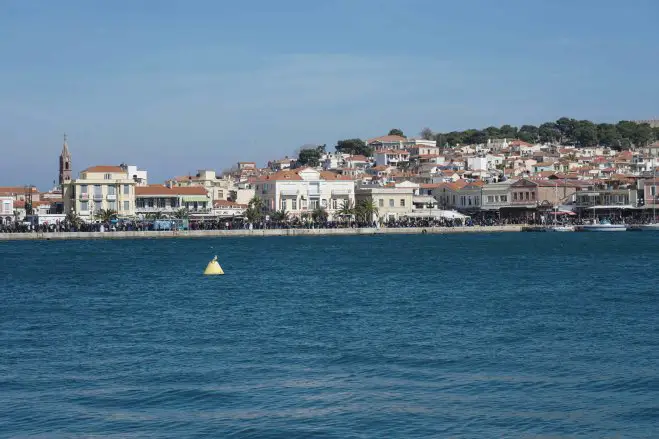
left=63, top=165, right=137, bottom=219
left=354, top=185, right=414, bottom=222
left=255, top=168, right=354, bottom=220
left=135, top=185, right=211, bottom=217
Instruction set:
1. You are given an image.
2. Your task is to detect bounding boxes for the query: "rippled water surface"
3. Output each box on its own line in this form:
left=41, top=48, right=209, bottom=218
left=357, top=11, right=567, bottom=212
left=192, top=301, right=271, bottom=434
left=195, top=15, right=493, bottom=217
left=1, top=233, right=658, bottom=438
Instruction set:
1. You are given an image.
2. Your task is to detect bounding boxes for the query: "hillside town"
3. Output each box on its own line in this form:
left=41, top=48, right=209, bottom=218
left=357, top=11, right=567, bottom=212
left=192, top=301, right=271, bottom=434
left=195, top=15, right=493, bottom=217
left=2, top=118, right=659, bottom=232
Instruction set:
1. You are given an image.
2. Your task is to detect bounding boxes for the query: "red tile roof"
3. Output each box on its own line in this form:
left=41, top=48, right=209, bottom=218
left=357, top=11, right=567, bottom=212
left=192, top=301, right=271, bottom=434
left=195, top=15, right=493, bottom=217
left=83, top=165, right=124, bottom=173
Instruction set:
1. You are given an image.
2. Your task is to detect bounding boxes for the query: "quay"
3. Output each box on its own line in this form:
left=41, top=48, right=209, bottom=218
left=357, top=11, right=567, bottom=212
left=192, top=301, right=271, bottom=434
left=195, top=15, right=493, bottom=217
left=0, top=225, right=522, bottom=241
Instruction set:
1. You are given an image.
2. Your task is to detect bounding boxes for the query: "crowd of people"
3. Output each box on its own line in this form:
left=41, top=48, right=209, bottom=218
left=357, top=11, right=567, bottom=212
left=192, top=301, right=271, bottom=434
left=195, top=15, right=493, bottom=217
left=2, top=212, right=659, bottom=234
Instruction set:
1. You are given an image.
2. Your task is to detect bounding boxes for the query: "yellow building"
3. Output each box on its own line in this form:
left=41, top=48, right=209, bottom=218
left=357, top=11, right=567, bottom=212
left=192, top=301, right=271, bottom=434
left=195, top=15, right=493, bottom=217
left=63, top=165, right=137, bottom=220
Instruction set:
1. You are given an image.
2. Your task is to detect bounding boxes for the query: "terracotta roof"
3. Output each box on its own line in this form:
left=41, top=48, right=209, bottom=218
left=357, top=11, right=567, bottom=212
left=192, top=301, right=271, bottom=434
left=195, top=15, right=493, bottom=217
left=377, top=149, right=410, bottom=155
left=83, top=165, right=124, bottom=173
left=136, top=186, right=208, bottom=196
left=367, top=135, right=406, bottom=144
left=214, top=200, right=247, bottom=208
left=0, top=186, right=39, bottom=195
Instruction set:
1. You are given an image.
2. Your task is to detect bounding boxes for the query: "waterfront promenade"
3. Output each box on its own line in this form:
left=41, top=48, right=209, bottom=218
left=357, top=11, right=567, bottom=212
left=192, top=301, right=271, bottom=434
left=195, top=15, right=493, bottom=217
left=0, top=225, right=522, bottom=241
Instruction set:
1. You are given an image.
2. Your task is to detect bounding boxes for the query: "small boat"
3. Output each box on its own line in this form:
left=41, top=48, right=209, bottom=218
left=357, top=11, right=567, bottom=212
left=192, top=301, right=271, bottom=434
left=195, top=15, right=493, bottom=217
left=547, top=225, right=575, bottom=232
left=638, top=223, right=659, bottom=231
left=579, top=219, right=627, bottom=232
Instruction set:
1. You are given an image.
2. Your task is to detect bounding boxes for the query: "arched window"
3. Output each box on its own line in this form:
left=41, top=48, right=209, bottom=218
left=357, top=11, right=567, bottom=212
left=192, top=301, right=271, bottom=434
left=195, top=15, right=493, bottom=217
left=65, top=162, right=70, bottom=170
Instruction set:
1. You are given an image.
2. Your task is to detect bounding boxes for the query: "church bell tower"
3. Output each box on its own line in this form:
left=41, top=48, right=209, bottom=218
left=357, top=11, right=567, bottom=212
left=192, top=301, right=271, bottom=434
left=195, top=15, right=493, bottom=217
left=59, top=133, right=72, bottom=186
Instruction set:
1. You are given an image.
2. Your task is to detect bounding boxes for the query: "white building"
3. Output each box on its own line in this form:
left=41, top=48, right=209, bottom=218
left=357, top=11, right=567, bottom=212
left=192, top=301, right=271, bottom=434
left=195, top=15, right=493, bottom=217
left=480, top=180, right=515, bottom=212
left=135, top=185, right=212, bottom=217
left=374, top=149, right=410, bottom=167
left=0, top=196, right=13, bottom=224
left=63, top=165, right=137, bottom=220
left=166, top=169, right=235, bottom=201
left=355, top=184, right=414, bottom=222
left=255, top=168, right=354, bottom=220
left=123, top=164, right=148, bottom=186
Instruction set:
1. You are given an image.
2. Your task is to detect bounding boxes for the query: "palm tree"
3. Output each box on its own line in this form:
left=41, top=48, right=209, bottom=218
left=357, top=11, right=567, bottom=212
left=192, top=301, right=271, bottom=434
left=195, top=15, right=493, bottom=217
left=96, top=209, right=118, bottom=222
left=146, top=211, right=164, bottom=220
left=173, top=208, right=189, bottom=219
left=356, top=199, right=378, bottom=225
left=338, top=199, right=355, bottom=219
left=65, top=211, right=83, bottom=229
left=311, top=207, right=328, bottom=223
left=271, top=209, right=289, bottom=223
left=246, top=196, right=265, bottom=223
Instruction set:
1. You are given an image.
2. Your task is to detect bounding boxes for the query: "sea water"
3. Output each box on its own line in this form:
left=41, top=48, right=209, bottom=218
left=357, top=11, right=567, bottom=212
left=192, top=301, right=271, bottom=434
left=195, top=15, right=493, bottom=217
left=1, top=233, right=657, bottom=438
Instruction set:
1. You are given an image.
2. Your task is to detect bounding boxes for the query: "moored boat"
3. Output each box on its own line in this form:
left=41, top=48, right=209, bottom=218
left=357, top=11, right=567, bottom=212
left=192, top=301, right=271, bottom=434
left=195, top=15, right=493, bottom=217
left=579, top=219, right=627, bottom=232
left=547, top=225, right=575, bottom=232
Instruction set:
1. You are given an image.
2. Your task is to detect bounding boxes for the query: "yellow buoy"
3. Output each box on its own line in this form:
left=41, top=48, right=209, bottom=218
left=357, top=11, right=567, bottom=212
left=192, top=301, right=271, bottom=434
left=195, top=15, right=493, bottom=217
left=203, top=255, right=224, bottom=275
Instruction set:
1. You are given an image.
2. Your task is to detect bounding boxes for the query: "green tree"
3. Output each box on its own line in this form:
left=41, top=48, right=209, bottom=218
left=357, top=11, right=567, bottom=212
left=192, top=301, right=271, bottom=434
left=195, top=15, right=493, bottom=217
left=632, top=123, right=654, bottom=147
left=388, top=128, right=405, bottom=137
left=597, top=123, right=621, bottom=148
left=173, top=208, right=189, bottom=219
left=65, top=212, right=83, bottom=228
left=146, top=211, right=164, bottom=220
left=297, top=148, right=321, bottom=167
left=518, top=125, right=539, bottom=143
left=538, top=122, right=560, bottom=143
left=337, top=199, right=355, bottom=220
left=245, top=196, right=264, bottom=223
left=311, top=207, right=328, bottom=223
left=499, top=124, right=518, bottom=139
left=484, top=126, right=501, bottom=139
left=653, top=127, right=659, bottom=142
left=574, top=120, right=598, bottom=146
left=355, top=199, right=378, bottom=224
left=96, top=209, right=118, bottom=222
left=271, top=209, right=289, bottom=223
left=420, top=127, right=434, bottom=140
left=335, top=138, right=373, bottom=157
left=556, top=117, right=578, bottom=143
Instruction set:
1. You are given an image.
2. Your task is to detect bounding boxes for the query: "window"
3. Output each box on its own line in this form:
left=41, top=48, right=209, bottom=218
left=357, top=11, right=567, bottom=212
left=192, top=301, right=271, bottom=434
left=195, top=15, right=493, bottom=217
left=400, top=199, right=405, bottom=207
left=389, top=199, right=394, bottom=207
left=157, top=198, right=166, bottom=208
left=379, top=199, right=384, bottom=207
left=218, top=190, right=224, bottom=199
left=104, top=173, right=111, bottom=180
left=124, top=201, right=130, bottom=211
left=475, top=196, right=480, bottom=206
left=123, top=184, right=130, bottom=195
left=280, top=199, right=287, bottom=210
left=107, top=185, right=116, bottom=195
left=452, top=195, right=456, bottom=204
left=531, top=192, right=535, bottom=200
left=292, top=199, right=297, bottom=210
left=80, top=184, right=88, bottom=194
left=80, top=201, right=88, bottom=211
left=94, top=185, right=102, bottom=197
left=652, top=186, right=656, bottom=197
left=524, top=192, right=529, bottom=200
left=137, top=199, right=145, bottom=208
left=310, top=199, right=319, bottom=209
left=332, top=199, right=338, bottom=210
left=501, top=195, right=507, bottom=202
left=514, top=192, right=518, bottom=201
left=321, top=199, right=327, bottom=208
left=487, top=195, right=494, bottom=203
left=108, top=201, right=116, bottom=210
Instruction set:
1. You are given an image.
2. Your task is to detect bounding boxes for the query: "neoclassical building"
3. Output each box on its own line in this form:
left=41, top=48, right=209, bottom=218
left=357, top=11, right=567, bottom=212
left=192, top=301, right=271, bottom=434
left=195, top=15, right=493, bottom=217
left=254, top=168, right=354, bottom=220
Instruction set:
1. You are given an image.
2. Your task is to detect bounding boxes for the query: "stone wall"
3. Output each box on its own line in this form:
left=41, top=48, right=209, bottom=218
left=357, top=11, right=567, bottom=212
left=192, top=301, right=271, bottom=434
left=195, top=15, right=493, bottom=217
left=0, top=226, right=522, bottom=241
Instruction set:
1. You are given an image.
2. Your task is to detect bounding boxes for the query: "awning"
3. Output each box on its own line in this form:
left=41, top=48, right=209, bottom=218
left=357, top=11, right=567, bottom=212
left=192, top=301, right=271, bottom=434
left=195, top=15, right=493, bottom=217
left=404, top=210, right=470, bottom=219
left=181, top=196, right=209, bottom=202
left=413, top=195, right=437, bottom=204
left=586, top=205, right=635, bottom=209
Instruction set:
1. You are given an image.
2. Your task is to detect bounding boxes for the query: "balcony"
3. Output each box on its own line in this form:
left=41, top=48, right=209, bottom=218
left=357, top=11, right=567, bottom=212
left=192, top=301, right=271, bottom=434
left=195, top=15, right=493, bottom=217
left=106, top=194, right=117, bottom=201
left=80, top=193, right=89, bottom=200
left=93, top=193, right=103, bottom=201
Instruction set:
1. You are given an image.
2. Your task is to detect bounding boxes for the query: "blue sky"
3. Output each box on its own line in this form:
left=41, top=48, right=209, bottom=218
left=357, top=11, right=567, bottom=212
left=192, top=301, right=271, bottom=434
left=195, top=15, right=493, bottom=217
left=1, top=0, right=658, bottom=189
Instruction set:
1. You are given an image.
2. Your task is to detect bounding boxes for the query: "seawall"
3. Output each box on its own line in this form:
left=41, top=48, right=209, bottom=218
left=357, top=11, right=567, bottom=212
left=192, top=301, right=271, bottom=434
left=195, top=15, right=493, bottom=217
left=0, top=225, right=522, bottom=241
